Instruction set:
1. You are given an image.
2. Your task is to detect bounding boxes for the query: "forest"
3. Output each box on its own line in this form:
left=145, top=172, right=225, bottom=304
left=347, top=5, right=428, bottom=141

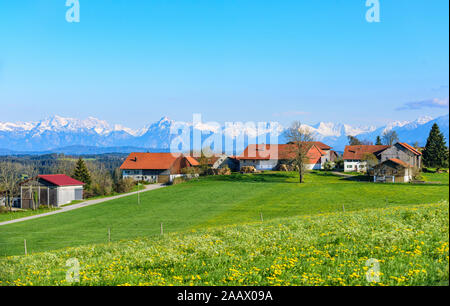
left=0, top=153, right=136, bottom=205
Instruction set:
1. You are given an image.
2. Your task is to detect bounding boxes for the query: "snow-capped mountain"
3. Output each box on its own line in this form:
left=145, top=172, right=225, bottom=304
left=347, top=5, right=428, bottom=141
left=0, top=114, right=448, bottom=154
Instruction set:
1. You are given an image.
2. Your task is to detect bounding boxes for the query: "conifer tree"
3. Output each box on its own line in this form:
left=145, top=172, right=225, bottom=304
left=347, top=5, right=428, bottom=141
left=375, top=136, right=382, bottom=145
left=422, top=123, right=448, bottom=169
left=73, top=157, right=91, bottom=189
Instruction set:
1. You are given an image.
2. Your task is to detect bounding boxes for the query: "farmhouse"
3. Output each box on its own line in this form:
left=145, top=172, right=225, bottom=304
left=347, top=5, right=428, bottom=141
left=343, top=145, right=390, bottom=172
left=19, top=174, right=85, bottom=208
left=237, top=142, right=332, bottom=171
left=371, top=158, right=415, bottom=183
left=120, top=152, right=199, bottom=184
left=379, top=142, right=422, bottom=169
left=193, top=154, right=240, bottom=171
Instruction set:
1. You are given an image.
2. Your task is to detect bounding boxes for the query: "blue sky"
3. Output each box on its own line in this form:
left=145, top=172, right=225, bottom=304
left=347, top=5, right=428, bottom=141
left=0, top=0, right=448, bottom=128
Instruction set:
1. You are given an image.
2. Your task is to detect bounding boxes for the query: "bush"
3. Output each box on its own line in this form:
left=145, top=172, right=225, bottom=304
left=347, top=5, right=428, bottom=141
left=240, top=166, right=257, bottom=173
left=181, top=167, right=200, bottom=175
left=334, top=157, right=344, bottom=169
left=171, top=177, right=186, bottom=185
left=323, top=161, right=335, bottom=171
left=115, top=178, right=136, bottom=194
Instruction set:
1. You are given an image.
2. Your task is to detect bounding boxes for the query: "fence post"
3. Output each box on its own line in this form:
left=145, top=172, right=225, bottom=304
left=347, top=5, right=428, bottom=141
left=342, top=204, right=345, bottom=212
left=260, top=212, right=263, bottom=222
left=160, top=223, right=163, bottom=236
left=108, top=228, right=111, bottom=243
left=24, top=239, right=27, bottom=255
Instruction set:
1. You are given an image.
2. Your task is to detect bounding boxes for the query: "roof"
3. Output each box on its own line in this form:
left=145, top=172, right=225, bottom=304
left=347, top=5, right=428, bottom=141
left=38, top=174, right=85, bottom=186
left=287, top=141, right=332, bottom=150
left=397, top=142, right=422, bottom=156
left=119, top=152, right=182, bottom=170
left=388, top=158, right=413, bottom=168
left=238, top=144, right=325, bottom=164
left=375, top=158, right=412, bottom=169
left=184, top=156, right=200, bottom=167
left=343, top=145, right=390, bottom=160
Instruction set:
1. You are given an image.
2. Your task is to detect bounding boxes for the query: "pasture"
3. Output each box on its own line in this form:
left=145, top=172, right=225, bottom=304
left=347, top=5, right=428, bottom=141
left=0, top=171, right=448, bottom=257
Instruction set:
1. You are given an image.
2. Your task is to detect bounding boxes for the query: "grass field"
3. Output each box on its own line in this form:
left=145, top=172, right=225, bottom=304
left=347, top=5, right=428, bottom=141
left=0, top=207, right=59, bottom=223
left=0, top=171, right=448, bottom=257
left=0, top=202, right=448, bottom=286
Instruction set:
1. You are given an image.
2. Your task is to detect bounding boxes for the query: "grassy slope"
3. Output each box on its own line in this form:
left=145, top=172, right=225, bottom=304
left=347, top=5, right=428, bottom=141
left=0, top=203, right=448, bottom=286
left=0, top=171, right=448, bottom=256
left=422, top=172, right=450, bottom=184
left=0, top=207, right=59, bottom=223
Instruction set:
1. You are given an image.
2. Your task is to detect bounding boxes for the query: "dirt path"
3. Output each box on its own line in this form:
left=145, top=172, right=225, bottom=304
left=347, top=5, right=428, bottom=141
left=0, top=184, right=165, bottom=226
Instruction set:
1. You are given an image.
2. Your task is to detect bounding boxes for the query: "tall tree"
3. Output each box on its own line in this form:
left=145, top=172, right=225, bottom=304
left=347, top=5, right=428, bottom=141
left=422, top=123, right=448, bottom=169
left=73, top=157, right=91, bottom=189
left=361, top=153, right=378, bottom=175
left=375, top=136, right=382, bottom=145
left=285, top=121, right=314, bottom=183
left=382, top=130, right=399, bottom=146
left=348, top=135, right=362, bottom=145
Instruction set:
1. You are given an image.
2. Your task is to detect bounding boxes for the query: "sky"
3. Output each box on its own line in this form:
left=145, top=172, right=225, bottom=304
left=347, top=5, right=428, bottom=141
left=0, top=0, right=448, bottom=129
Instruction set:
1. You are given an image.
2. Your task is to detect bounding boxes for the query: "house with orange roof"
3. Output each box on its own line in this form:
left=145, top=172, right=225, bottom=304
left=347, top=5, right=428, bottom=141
left=237, top=143, right=332, bottom=171
left=344, top=142, right=422, bottom=181
left=379, top=142, right=422, bottom=169
left=371, top=158, right=415, bottom=183
left=191, top=154, right=240, bottom=171
left=343, top=145, right=390, bottom=172
left=120, top=152, right=199, bottom=183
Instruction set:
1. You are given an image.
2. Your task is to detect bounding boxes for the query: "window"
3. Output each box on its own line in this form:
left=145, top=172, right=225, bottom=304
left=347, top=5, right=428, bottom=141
left=347, top=165, right=353, bottom=168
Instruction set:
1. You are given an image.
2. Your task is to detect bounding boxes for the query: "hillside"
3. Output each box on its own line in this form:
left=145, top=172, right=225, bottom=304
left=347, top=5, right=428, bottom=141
left=0, top=171, right=448, bottom=257
left=0, top=202, right=448, bottom=286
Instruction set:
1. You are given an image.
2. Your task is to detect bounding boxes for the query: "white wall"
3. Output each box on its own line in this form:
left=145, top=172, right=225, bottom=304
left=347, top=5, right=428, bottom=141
left=239, top=159, right=279, bottom=170
left=344, top=160, right=367, bottom=172
left=56, top=185, right=84, bottom=206
left=305, top=163, right=322, bottom=170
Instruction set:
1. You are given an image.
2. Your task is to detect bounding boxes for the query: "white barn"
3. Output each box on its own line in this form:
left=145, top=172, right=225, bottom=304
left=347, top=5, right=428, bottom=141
left=20, top=174, right=85, bottom=208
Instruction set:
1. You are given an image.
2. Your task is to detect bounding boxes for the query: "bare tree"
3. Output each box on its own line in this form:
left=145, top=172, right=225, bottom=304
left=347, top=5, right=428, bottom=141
left=348, top=135, right=362, bottom=145
left=285, top=121, right=314, bottom=183
left=382, top=130, right=399, bottom=146
left=361, top=153, right=378, bottom=176
left=0, top=162, right=21, bottom=211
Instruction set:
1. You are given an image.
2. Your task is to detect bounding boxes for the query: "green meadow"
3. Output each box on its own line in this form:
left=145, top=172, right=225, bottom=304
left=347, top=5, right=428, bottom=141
left=0, top=171, right=448, bottom=258
left=0, top=202, right=448, bottom=286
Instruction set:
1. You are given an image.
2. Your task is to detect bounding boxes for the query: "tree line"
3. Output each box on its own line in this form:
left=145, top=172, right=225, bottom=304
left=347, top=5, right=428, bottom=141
left=0, top=153, right=137, bottom=209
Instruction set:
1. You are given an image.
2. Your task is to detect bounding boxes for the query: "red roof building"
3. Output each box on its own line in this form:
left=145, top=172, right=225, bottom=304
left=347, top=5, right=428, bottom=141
left=119, top=152, right=199, bottom=183
left=19, top=174, right=84, bottom=209
left=38, top=174, right=85, bottom=186
left=237, top=143, right=331, bottom=171
left=343, top=145, right=390, bottom=160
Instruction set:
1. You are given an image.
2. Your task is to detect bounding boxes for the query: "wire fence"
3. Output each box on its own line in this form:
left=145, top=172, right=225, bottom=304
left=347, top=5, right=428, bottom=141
left=1, top=199, right=447, bottom=257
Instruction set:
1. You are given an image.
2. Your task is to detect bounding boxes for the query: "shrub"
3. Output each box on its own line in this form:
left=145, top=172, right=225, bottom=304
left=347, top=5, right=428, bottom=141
left=323, top=161, right=335, bottom=171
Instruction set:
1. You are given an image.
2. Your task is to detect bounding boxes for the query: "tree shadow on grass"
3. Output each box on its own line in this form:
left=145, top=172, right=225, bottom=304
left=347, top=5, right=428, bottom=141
left=338, top=175, right=372, bottom=182
left=202, top=172, right=299, bottom=183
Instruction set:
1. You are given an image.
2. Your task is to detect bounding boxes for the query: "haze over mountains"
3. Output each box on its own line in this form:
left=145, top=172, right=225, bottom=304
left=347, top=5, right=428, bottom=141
left=0, top=114, right=448, bottom=155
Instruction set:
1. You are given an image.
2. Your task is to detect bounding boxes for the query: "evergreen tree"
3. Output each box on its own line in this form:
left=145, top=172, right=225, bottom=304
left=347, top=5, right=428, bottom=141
left=375, top=136, right=382, bottom=145
left=422, top=123, right=449, bottom=169
left=73, top=157, right=91, bottom=189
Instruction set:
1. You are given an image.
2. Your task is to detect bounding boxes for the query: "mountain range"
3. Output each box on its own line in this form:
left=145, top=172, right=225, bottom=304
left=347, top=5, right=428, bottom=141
left=0, top=114, right=448, bottom=155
